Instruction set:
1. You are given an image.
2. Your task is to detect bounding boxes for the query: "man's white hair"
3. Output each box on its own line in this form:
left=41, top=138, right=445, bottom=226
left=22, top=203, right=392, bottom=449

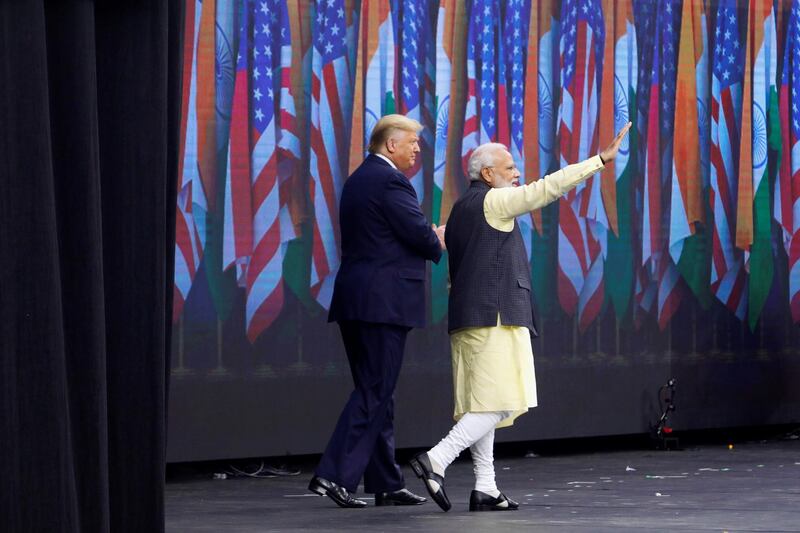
left=467, top=143, right=508, bottom=181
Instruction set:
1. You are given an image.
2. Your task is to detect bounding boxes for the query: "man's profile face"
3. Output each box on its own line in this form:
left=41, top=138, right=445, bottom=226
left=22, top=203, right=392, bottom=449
left=386, top=129, right=420, bottom=172
left=482, top=149, right=520, bottom=188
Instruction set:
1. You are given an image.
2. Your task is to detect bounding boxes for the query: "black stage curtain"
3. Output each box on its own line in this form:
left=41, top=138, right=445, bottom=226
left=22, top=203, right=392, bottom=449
left=0, top=1, right=183, bottom=531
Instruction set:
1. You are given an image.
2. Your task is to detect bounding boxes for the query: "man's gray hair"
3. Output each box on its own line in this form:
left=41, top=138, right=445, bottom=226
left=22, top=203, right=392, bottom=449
left=467, top=143, right=508, bottom=181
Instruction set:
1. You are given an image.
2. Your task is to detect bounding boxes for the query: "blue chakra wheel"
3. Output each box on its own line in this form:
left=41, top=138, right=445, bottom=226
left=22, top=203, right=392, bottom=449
left=436, top=96, right=450, bottom=146
left=752, top=102, right=768, bottom=171
left=613, top=75, right=630, bottom=156
left=215, top=22, right=235, bottom=120
left=538, top=72, right=553, bottom=153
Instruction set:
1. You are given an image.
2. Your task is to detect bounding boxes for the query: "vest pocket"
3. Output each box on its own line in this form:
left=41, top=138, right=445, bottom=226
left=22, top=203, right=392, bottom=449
left=398, top=269, right=425, bottom=280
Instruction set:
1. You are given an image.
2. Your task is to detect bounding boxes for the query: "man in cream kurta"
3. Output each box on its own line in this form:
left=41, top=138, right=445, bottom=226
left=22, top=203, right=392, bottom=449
left=410, top=123, right=632, bottom=513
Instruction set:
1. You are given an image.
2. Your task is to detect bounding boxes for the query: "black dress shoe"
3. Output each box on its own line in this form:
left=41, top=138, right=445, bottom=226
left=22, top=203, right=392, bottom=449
left=374, top=488, right=427, bottom=506
left=468, top=490, right=519, bottom=511
left=308, top=476, right=367, bottom=508
left=409, top=452, right=451, bottom=512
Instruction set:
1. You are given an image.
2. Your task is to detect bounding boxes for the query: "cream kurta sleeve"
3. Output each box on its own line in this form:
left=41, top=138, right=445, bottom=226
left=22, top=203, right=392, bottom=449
left=482, top=155, right=605, bottom=232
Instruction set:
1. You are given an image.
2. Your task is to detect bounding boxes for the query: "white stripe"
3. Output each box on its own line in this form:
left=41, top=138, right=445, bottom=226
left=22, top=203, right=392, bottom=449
left=578, top=254, right=603, bottom=316
left=559, top=90, right=574, bottom=136
left=308, top=146, right=339, bottom=274
left=252, top=116, right=277, bottom=178
left=246, top=246, right=284, bottom=326
left=182, top=3, right=202, bottom=192
left=174, top=240, right=193, bottom=298
left=669, top=157, right=691, bottom=263
left=789, top=250, right=800, bottom=307
left=252, top=174, right=280, bottom=245
left=434, top=5, right=452, bottom=191
left=222, top=142, right=237, bottom=270
left=657, top=261, right=679, bottom=316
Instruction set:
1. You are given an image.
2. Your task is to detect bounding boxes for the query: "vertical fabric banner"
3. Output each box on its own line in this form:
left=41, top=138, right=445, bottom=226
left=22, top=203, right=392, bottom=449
left=223, top=0, right=300, bottom=341
left=557, top=0, right=606, bottom=332
left=174, top=0, right=206, bottom=322
left=525, top=0, right=560, bottom=317
left=309, top=0, right=356, bottom=310
left=736, top=0, right=780, bottom=331
left=349, top=0, right=396, bottom=174
left=600, top=0, right=637, bottom=323
left=504, top=0, right=533, bottom=258
left=777, top=0, right=800, bottom=323
left=398, top=0, right=429, bottom=202
left=430, top=0, right=467, bottom=323
left=710, top=0, right=748, bottom=320
left=461, top=0, right=508, bottom=173
left=655, top=0, right=682, bottom=330
left=669, top=0, right=712, bottom=310
left=203, top=0, right=238, bottom=326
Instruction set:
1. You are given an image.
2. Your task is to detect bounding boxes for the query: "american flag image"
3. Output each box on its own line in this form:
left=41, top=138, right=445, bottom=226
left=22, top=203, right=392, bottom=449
left=174, top=0, right=206, bottom=323
left=709, top=0, right=747, bottom=320
left=249, top=0, right=298, bottom=340
left=224, top=0, right=299, bottom=342
left=640, top=1, right=661, bottom=315
left=632, top=0, right=656, bottom=324
left=556, top=0, right=605, bottom=332
left=777, top=0, right=800, bottom=323
left=309, top=0, right=353, bottom=310
left=224, top=1, right=254, bottom=283
left=504, top=0, right=533, bottom=257
left=655, top=0, right=682, bottom=330
left=399, top=0, right=425, bottom=202
left=461, top=0, right=507, bottom=174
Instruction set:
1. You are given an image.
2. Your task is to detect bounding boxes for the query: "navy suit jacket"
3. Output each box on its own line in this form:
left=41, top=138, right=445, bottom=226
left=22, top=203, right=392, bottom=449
left=328, top=154, right=442, bottom=328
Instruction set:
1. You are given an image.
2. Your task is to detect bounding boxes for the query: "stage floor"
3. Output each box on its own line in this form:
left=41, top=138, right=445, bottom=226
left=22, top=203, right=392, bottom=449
left=166, top=439, right=800, bottom=532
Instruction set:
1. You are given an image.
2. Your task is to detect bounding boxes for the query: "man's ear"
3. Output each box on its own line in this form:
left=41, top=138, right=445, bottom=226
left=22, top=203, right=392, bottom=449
left=386, top=138, right=395, bottom=154
left=480, top=167, right=492, bottom=185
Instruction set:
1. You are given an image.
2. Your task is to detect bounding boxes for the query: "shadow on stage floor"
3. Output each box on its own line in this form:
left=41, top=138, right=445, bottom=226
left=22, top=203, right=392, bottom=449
left=166, top=430, right=800, bottom=532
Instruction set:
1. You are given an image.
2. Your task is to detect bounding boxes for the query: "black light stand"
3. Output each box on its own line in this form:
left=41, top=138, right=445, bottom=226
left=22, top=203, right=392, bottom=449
left=650, top=378, right=679, bottom=450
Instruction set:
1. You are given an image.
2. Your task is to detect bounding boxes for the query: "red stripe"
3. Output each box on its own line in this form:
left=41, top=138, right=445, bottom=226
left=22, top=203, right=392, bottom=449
left=720, top=90, right=739, bottom=172
left=646, top=79, right=661, bottom=255
left=496, top=84, right=509, bottom=145
left=177, top=0, right=196, bottom=186
left=252, top=151, right=278, bottom=213
left=725, top=266, right=747, bottom=315
left=247, top=284, right=284, bottom=343
left=579, top=276, right=603, bottom=332
left=657, top=261, right=682, bottom=330
left=310, top=123, right=341, bottom=251
left=246, top=216, right=282, bottom=289
left=229, top=67, right=254, bottom=261
left=557, top=266, right=579, bottom=315
left=572, top=22, right=589, bottom=160
left=322, top=64, right=347, bottom=191
left=791, top=231, right=800, bottom=323
left=560, top=199, right=589, bottom=271
left=310, top=191, right=331, bottom=283
left=778, top=84, right=793, bottom=234
left=172, top=288, right=185, bottom=324
left=708, top=190, right=728, bottom=281
left=586, top=31, right=598, bottom=156
left=175, top=209, right=196, bottom=277
left=280, top=110, right=298, bottom=142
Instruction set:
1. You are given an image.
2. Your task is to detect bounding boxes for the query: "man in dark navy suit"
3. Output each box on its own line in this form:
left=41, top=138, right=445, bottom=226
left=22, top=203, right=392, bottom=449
left=308, top=115, right=445, bottom=508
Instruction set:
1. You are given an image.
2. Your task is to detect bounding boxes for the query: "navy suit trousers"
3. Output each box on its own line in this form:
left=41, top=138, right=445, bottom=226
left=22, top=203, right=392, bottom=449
left=315, top=321, right=409, bottom=494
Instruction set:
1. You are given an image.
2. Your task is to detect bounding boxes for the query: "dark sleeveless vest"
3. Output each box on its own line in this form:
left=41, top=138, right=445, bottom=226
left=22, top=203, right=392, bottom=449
left=445, top=180, right=538, bottom=335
